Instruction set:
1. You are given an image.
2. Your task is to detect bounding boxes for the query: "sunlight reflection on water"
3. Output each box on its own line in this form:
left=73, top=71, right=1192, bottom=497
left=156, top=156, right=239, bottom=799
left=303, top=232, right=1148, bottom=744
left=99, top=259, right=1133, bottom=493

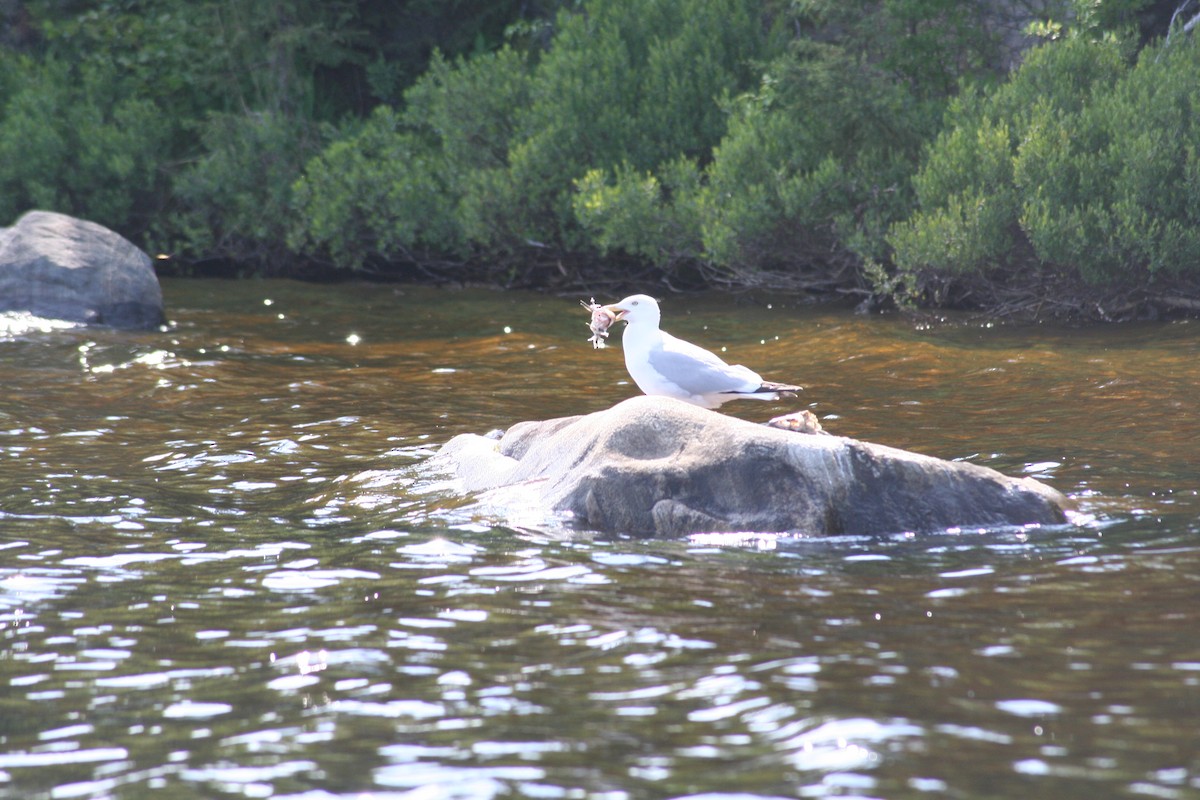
left=0, top=281, right=1198, bottom=799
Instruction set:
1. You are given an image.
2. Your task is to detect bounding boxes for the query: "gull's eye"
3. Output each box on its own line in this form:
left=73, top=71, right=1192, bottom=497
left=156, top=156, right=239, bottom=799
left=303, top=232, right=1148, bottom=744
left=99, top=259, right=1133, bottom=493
left=632, top=300, right=639, bottom=306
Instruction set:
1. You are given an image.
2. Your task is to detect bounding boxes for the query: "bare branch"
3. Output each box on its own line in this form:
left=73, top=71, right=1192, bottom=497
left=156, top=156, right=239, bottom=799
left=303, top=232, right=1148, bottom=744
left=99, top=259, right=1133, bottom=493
left=1166, top=0, right=1200, bottom=49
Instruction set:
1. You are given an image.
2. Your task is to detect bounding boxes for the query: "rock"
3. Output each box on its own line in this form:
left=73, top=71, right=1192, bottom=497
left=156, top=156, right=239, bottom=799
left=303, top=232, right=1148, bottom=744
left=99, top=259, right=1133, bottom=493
left=766, top=409, right=828, bottom=435
left=0, top=210, right=164, bottom=329
left=429, top=396, right=1072, bottom=537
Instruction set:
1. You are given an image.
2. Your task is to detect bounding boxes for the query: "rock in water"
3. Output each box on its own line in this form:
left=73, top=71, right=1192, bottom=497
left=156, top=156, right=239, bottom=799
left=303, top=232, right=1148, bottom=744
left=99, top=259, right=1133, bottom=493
left=0, top=210, right=164, bottom=329
left=429, top=396, right=1072, bottom=537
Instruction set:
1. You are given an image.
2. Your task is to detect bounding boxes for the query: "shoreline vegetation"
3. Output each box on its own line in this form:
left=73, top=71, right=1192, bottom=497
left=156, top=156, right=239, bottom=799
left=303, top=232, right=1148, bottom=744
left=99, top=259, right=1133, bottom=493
left=3, top=0, right=1200, bottom=321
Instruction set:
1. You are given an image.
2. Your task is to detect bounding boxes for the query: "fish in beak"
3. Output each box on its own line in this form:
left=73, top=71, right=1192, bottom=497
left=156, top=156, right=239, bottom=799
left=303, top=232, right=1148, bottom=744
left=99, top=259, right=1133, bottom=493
left=604, top=304, right=628, bottom=322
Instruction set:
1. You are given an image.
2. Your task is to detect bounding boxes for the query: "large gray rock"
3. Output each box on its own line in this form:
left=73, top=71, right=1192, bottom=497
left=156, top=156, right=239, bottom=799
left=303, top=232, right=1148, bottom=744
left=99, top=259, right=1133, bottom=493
left=430, top=396, right=1072, bottom=537
left=0, top=210, right=164, bottom=329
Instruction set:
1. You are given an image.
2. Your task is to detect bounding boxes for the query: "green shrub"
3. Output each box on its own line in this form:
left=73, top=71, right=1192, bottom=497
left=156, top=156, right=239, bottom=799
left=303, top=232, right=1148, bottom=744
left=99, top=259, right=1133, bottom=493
left=0, top=57, right=169, bottom=232
left=528, top=0, right=766, bottom=170
left=291, top=46, right=532, bottom=269
left=889, top=32, right=1131, bottom=281
left=1020, top=35, right=1200, bottom=280
left=888, top=116, right=1018, bottom=274
left=294, top=0, right=772, bottom=270
left=160, top=110, right=324, bottom=269
left=568, top=1, right=1001, bottom=285
left=572, top=158, right=704, bottom=269
left=697, top=39, right=934, bottom=276
left=467, top=0, right=772, bottom=255
left=891, top=28, right=1200, bottom=287
left=289, top=107, right=464, bottom=270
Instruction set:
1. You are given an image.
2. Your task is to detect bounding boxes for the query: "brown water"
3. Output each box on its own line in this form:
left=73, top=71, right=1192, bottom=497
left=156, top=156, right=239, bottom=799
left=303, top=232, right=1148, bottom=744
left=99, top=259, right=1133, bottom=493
left=1, top=279, right=1198, bottom=800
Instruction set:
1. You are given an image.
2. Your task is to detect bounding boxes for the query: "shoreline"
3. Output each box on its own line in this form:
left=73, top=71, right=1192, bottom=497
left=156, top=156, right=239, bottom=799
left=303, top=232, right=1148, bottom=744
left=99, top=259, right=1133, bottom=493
left=154, top=255, right=1200, bottom=325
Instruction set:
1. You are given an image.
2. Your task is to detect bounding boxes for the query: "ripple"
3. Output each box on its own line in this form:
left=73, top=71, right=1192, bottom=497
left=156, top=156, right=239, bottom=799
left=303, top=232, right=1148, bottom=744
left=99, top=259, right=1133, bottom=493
left=377, top=743, right=463, bottom=761
left=267, top=674, right=322, bottom=692
left=2, top=283, right=1199, bottom=800
left=0, top=569, right=86, bottom=608
left=181, top=759, right=318, bottom=784
left=778, top=718, right=922, bottom=772
left=591, top=551, right=671, bottom=567
left=926, top=587, right=970, bottom=598
left=163, top=701, right=234, bottom=719
left=261, top=569, right=380, bottom=591
left=327, top=699, right=445, bottom=719
left=0, top=312, right=81, bottom=337
left=230, top=480, right=278, bottom=491
left=688, top=696, right=773, bottom=723
left=396, top=539, right=483, bottom=562
left=373, top=763, right=545, bottom=790
left=60, top=553, right=177, bottom=570
left=470, top=562, right=595, bottom=582
left=938, top=567, right=994, bottom=579
left=934, top=723, right=1013, bottom=744
left=0, top=747, right=127, bottom=768
left=38, top=723, right=94, bottom=741
left=94, top=673, right=171, bottom=690
left=995, top=699, right=1063, bottom=717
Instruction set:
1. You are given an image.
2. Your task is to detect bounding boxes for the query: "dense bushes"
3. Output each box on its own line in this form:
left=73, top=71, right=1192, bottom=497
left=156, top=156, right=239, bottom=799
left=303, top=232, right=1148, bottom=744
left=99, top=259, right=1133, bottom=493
left=291, top=47, right=533, bottom=269
left=890, top=25, right=1200, bottom=292
left=292, top=0, right=1005, bottom=285
left=0, top=0, right=540, bottom=267
left=572, top=39, right=937, bottom=287
left=5, top=0, right=1199, bottom=314
left=0, top=57, right=169, bottom=230
left=293, top=0, right=773, bottom=273
left=165, top=110, right=326, bottom=270
left=888, top=32, right=1131, bottom=279
left=545, top=0, right=1006, bottom=287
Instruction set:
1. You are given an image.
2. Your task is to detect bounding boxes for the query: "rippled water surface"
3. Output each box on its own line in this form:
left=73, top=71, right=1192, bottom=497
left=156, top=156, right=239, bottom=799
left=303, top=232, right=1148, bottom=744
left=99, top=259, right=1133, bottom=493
left=2, top=279, right=1199, bottom=799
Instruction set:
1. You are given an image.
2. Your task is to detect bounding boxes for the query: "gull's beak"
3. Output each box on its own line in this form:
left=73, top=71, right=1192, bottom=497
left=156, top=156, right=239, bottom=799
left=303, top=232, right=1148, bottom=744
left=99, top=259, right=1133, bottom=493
left=604, top=304, right=628, bottom=321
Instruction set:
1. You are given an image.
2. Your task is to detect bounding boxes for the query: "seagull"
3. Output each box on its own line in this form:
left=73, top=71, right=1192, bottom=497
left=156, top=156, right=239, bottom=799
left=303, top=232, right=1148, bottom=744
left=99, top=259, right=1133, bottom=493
left=603, top=294, right=802, bottom=409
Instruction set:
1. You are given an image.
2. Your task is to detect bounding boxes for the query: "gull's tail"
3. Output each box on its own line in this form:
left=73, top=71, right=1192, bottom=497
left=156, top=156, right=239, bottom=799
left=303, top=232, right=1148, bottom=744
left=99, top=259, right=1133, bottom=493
left=760, top=381, right=802, bottom=396
left=718, top=381, right=803, bottom=403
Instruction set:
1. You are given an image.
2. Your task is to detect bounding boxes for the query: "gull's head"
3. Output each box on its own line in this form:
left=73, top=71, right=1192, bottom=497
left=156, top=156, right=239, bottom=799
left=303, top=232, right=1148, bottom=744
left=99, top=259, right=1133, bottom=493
left=605, top=294, right=660, bottom=328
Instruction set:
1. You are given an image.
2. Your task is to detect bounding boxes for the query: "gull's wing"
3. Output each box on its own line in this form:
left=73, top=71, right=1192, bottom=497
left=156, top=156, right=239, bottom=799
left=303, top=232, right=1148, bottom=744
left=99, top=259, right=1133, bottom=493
left=646, top=331, right=763, bottom=396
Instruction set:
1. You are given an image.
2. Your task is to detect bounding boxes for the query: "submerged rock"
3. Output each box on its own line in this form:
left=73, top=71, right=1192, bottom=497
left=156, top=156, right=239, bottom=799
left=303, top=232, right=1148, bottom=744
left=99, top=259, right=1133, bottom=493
left=0, top=210, right=164, bottom=329
left=430, top=396, right=1071, bottom=537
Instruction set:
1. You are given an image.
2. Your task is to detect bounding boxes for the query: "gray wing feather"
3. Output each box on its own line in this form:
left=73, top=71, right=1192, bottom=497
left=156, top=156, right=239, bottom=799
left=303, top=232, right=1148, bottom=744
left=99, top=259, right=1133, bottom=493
left=646, top=333, right=763, bottom=395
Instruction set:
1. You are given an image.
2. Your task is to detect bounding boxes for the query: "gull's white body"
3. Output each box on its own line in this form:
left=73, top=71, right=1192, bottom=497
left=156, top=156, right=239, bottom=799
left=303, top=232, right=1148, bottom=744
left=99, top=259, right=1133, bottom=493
left=605, top=294, right=800, bottom=409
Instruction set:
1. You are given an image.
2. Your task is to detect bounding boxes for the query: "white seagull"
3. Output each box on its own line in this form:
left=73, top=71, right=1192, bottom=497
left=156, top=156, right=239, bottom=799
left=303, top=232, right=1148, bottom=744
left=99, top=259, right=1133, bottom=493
left=603, top=294, right=801, bottom=409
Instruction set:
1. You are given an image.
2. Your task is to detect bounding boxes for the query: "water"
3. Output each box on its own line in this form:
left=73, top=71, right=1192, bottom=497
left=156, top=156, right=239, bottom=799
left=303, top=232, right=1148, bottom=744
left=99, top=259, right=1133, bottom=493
left=1, top=279, right=1198, bottom=799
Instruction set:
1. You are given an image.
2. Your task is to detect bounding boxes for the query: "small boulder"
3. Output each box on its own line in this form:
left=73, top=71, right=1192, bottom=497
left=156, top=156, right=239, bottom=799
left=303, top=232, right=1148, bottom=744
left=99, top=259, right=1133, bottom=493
left=429, top=396, right=1072, bottom=537
left=0, top=210, right=164, bottom=329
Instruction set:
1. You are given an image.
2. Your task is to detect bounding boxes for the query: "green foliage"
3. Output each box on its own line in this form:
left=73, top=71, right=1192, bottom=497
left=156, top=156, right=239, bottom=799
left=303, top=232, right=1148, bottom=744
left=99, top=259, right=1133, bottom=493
left=469, top=0, right=773, bottom=253
left=31, top=0, right=365, bottom=119
left=572, top=158, right=704, bottom=269
left=887, top=115, right=1020, bottom=274
left=359, top=0, right=565, bottom=104
left=5, top=0, right=551, bottom=267
left=698, top=39, right=937, bottom=275
left=794, top=0, right=1010, bottom=98
left=161, top=110, right=325, bottom=269
left=291, top=46, right=532, bottom=269
left=413, top=47, right=543, bottom=254
left=566, top=0, right=1007, bottom=282
left=28, top=0, right=215, bottom=118
left=890, top=31, right=1128, bottom=278
left=1018, top=33, right=1200, bottom=279
left=891, top=26, right=1200, bottom=286
left=6, top=0, right=1194, bottom=303
left=289, top=107, right=466, bottom=270
left=293, top=0, right=774, bottom=270
left=0, top=57, right=169, bottom=230
left=528, top=0, right=766, bottom=168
